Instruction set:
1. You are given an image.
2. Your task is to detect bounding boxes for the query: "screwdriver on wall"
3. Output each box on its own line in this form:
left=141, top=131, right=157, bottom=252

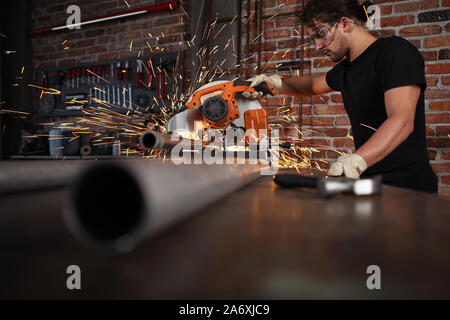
left=136, top=59, right=143, bottom=88
left=116, top=62, right=121, bottom=81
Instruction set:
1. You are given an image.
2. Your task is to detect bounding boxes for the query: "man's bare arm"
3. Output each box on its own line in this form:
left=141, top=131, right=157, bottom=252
left=355, top=85, right=420, bottom=167
left=281, top=74, right=334, bottom=96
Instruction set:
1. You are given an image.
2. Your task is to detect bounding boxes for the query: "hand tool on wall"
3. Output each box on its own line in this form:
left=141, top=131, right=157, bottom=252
left=90, top=66, right=95, bottom=83
left=107, top=86, right=111, bottom=103
left=273, top=174, right=382, bottom=198
left=147, top=57, right=153, bottom=88
left=156, top=57, right=167, bottom=99
left=136, top=60, right=143, bottom=88
left=71, top=68, right=76, bottom=88
left=116, top=62, right=122, bottom=81
left=122, top=87, right=127, bottom=108
left=123, top=61, right=130, bottom=82
left=102, top=65, right=107, bottom=82
left=97, top=65, right=102, bottom=84
left=110, top=63, right=115, bottom=80
left=112, top=85, right=116, bottom=105
left=40, top=70, right=48, bottom=88
left=104, top=65, right=108, bottom=82
left=128, top=84, right=133, bottom=110
left=81, top=68, right=86, bottom=85
left=89, top=87, right=93, bottom=105
left=65, top=68, right=71, bottom=88
left=56, top=70, right=65, bottom=87
left=117, top=86, right=121, bottom=106
left=86, top=66, right=90, bottom=83
left=76, top=68, right=80, bottom=88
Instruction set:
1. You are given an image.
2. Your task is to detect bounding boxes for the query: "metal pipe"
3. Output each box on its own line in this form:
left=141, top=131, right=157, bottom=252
left=0, top=160, right=87, bottom=195
left=139, top=130, right=193, bottom=150
left=63, top=159, right=268, bottom=253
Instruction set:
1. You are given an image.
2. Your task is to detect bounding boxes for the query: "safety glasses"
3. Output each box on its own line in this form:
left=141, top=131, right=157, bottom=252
left=310, top=21, right=339, bottom=47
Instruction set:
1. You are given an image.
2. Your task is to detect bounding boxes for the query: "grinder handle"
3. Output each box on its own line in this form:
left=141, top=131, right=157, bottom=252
left=273, top=174, right=318, bottom=189
left=234, top=80, right=276, bottom=96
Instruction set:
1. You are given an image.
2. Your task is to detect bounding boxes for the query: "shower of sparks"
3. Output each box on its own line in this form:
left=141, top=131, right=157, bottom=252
left=250, top=33, right=263, bottom=43
left=19, top=6, right=335, bottom=170
left=27, top=84, right=61, bottom=95
left=266, top=12, right=279, bottom=22
left=0, top=109, right=30, bottom=115
left=86, top=69, right=110, bottom=84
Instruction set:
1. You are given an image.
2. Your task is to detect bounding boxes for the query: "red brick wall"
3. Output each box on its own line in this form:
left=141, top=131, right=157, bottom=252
left=31, top=0, right=191, bottom=79
left=242, top=0, right=450, bottom=196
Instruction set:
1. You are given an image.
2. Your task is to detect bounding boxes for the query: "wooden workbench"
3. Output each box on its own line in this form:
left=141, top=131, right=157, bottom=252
left=0, top=170, right=449, bottom=299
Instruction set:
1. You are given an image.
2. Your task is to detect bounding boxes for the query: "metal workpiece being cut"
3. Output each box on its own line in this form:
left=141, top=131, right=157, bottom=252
left=64, top=160, right=270, bottom=254
left=139, top=130, right=193, bottom=150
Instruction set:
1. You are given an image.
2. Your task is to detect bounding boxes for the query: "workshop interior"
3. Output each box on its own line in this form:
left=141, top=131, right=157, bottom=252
left=1, top=0, right=450, bottom=301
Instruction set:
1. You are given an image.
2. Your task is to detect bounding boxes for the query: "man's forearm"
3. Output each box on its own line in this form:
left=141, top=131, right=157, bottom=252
left=280, top=73, right=332, bottom=96
left=355, top=116, right=414, bottom=168
left=280, top=75, right=315, bottom=96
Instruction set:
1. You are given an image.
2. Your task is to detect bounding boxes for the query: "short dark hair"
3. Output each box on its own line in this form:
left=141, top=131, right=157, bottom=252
left=300, top=0, right=373, bottom=28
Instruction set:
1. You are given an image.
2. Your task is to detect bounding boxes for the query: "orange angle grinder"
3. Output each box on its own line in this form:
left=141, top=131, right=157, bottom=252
left=185, top=80, right=276, bottom=130
left=165, top=80, right=276, bottom=143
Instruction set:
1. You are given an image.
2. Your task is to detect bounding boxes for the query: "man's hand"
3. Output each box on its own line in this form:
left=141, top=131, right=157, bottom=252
left=242, top=74, right=282, bottom=99
left=327, top=153, right=368, bottom=179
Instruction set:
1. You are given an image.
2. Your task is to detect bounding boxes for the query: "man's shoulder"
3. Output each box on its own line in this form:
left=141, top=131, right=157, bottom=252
left=379, top=36, right=421, bottom=54
left=375, top=36, right=424, bottom=66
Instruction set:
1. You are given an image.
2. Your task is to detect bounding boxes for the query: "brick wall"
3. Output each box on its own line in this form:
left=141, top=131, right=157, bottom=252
left=31, top=0, right=191, bottom=81
left=242, top=0, right=450, bottom=196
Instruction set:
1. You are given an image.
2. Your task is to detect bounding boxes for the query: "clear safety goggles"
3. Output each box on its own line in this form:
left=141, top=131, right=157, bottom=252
left=310, top=22, right=339, bottom=47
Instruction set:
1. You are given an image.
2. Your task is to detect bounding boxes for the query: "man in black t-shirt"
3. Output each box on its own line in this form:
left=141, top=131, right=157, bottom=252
left=245, top=0, right=438, bottom=193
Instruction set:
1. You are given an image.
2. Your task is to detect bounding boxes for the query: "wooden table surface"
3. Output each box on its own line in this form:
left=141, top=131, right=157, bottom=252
left=0, top=170, right=449, bottom=299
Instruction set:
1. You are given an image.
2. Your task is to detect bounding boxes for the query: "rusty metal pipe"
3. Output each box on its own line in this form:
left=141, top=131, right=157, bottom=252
left=63, top=159, right=268, bottom=253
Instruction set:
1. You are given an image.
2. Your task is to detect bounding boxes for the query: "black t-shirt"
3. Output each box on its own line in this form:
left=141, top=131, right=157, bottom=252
left=326, top=36, right=437, bottom=193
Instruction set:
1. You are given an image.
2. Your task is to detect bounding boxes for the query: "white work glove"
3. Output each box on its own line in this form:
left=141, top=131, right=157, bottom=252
left=327, top=153, right=368, bottom=179
left=242, top=74, right=282, bottom=99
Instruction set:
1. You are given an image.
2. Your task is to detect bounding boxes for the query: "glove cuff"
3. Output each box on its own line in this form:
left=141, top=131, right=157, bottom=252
left=352, top=154, right=368, bottom=172
left=270, top=75, right=283, bottom=91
